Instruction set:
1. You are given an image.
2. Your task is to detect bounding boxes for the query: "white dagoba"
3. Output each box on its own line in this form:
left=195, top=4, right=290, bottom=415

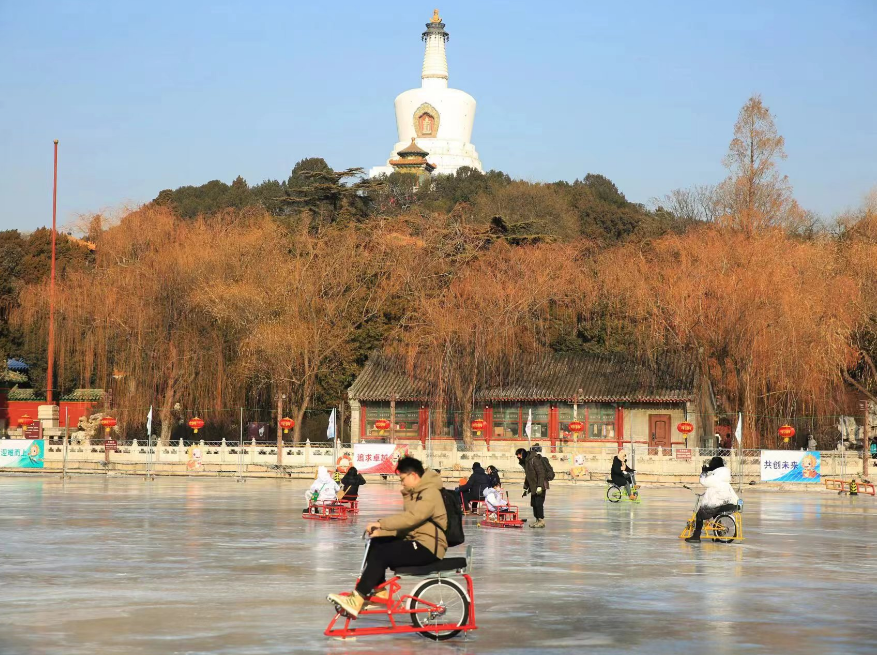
left=369, top=9, right=483, bottom=177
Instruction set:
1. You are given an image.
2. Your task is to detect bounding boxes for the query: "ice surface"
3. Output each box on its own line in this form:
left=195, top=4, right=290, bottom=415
left=1, top=475, right=876, bottom=655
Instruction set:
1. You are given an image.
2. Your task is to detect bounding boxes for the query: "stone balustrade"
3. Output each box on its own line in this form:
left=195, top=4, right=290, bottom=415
left=1, top=439, right=864, bottom=484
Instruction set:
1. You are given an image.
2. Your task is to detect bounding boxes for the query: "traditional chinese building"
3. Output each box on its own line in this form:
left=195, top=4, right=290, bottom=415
left=388, top=138, right=436, bottom=181
left=0, top=359, right=105, bottom=436
left=369, top=9, right=483, bottom=177
left=347, top=352, right=716, bottom=452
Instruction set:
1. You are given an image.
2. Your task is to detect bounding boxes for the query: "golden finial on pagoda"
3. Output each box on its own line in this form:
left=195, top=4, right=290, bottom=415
left=431, top=9, right=441, bottom=23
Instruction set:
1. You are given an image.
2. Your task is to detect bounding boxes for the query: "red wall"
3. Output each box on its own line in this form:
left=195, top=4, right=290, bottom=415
left=4, top=401, right=43, bottom=427
left=59, top=401, right=98, bottom=428
left=1, top=401, right=98, bottom=430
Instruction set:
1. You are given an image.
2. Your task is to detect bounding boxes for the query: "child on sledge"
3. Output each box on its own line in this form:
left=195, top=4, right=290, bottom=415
left=306, top=466, right=341, bottom=512
left=482, top=486, right=508, bottom=521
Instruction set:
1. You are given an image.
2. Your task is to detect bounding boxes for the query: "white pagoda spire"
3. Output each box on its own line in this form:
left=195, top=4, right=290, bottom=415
left=421, top=9, right=449, bottom=89
left=369, top=9, right=482, bottom=178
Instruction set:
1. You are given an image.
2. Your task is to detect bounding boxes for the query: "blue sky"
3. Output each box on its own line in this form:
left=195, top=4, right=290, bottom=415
left=1, top=0, right=875, bottom=232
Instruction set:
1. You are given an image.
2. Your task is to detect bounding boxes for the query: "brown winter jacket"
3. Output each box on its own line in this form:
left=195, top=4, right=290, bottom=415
left=523, top=453, right=549, bottom=492
left=375, top=469, right=448, bottom=558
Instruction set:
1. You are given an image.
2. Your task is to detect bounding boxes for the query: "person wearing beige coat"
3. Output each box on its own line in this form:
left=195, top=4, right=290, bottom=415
left=327, top=457, right=447, bottom=618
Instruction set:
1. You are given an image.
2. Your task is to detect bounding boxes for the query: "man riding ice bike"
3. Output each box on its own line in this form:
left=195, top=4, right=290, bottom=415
left=327, top=456, right=447, bottom=618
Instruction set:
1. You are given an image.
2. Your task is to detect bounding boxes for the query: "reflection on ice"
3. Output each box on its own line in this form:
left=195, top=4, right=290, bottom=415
left=0, top=476, right=875, bottom=654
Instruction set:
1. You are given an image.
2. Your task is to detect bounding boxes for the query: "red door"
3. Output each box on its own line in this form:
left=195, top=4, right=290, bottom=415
left=649, top=414, right=671, bottom=455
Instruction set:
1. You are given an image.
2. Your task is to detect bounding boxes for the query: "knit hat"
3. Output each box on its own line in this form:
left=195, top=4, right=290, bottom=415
left=707, top=456, right=724, bottom=471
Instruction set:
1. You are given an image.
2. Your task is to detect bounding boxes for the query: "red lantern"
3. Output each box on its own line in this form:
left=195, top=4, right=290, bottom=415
left=188, top=417, right=205, bottom=434
left=778, top=424, right=795, bottom=442
left=100, top=416, right=117, bottom=435
left=279, top=417, right=295, bottom=434
left=18, top=414, right=34, bottom=428
left=568, top=421, right=585, bottom=433
left=374, top=419, right=391, bottom=431
left=677, top=422, right=694, bottom=435
left=471, top=419, right=486, bottom=432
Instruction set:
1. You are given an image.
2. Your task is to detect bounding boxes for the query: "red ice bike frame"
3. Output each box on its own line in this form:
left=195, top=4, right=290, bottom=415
left=326, top=539, right=477, bottom=641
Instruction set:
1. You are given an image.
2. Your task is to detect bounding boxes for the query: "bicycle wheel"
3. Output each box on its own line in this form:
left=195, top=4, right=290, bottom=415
left=606, top=485, right=622, bottom=503
left=408, top=578, right=470, bottom=641
left=711, top=514, right=737, bottom=543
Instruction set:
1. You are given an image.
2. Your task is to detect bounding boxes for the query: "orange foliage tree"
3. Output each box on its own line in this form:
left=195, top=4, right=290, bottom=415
left=595, top=227, right=859, bottom=446
left=397, top=240, right=585, bottom=448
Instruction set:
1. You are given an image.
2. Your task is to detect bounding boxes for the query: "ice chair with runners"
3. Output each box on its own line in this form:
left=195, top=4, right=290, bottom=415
left=302, top=499, right=349, bottom=521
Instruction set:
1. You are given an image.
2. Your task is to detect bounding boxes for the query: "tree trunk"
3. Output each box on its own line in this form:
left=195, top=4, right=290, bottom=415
left=461, top=403, right=473, bottom=450
left=432, top=400, right=445, bottom=439
left=292, top=376, right=314, bottom=445
left=293, top=403, right=307, bottom=445
left=159, top=380, right=174, bottom=446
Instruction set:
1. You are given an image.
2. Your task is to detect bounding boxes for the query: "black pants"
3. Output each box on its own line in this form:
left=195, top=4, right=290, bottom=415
left=356, top=537, right=437, bottom=597
left=461, top=489, right=483, bottom=511
left=693, top=503, right=738, bottom=537
left=530, top=491, right=546, bottom=520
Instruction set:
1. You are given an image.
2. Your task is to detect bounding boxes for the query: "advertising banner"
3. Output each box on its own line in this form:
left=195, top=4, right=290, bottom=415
left=352, top=444, right=409, bottom=474
left=0, top=440, right=45, bottom=468
left=760, top=450, right=820, bottom=482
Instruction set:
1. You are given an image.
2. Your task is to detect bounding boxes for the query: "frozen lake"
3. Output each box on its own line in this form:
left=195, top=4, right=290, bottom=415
left=1, top=475, right=875, bottom=655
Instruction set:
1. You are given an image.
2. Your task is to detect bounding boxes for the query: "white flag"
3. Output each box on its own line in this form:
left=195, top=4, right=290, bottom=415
left=525, top=409, right=532, bottom=439
left=734, top=412, right=742, bottom=444
left=146, top=405, right=153, bottom=438
left=326, top=408, right=336, bottom=441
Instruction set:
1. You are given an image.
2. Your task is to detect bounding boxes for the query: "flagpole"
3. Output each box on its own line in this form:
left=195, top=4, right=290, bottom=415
left=145, top=405, right=154, bottom=481
left=237, top=407, right=245, bottom=483
left=736, top=412, right=743, bottom=493
left=526, top=409, right=532, bottom=450
left=46, top=140, right=58, bottom=405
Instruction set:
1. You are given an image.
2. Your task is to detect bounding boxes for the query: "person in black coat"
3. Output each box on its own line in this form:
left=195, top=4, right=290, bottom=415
left=339, top=466, right=366, bottom=500
left=610, top=450, right=635, bottom=497
left=458, top=462, right=490, bottom=512
left=486, top=465, right=501, bottom=489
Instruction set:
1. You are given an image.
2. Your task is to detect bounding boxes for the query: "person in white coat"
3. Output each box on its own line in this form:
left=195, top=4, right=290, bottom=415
left=306, top=466, right=341, bottom=509
left=482, top=487, right=508, bottom=520
left=685, top=456, right=739, bottom=543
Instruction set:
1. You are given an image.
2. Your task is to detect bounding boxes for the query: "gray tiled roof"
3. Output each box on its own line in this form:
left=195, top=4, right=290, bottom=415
left=348, top=351, right=697, bottom=403
left=5, top=387, right=104, bottom=402
left=0, top=369, right=27, bottom=385
left=7, top=386, right=45, bottom=402
left=60, top=389, right=105, bottom=402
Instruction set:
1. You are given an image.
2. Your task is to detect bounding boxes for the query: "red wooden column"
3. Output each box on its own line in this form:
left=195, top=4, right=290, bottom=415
left=616, top=405, right=624, bottom=449
left=360, top=403, right=367, bottom=440
left=418, top=406, right=429, bottom=448
left=549, top=405, right=559, bottom=453
left=483, top=405, right=493, bottom=450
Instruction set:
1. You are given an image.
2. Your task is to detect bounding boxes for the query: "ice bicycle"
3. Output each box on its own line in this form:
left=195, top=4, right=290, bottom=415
left=326, top=534, right=477, bottom=641
left=606, top=477, right=640, bottom=502
left=678, top=485, right=744, bottom=542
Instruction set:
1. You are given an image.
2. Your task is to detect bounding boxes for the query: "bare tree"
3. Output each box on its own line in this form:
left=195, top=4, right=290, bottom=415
left=717, top=95, right=804, bottom=234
